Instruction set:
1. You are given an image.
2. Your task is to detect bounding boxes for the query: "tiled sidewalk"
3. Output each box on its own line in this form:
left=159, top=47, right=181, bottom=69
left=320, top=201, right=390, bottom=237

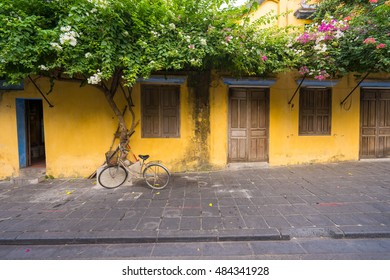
left=1, top=161, right=390, bottom=245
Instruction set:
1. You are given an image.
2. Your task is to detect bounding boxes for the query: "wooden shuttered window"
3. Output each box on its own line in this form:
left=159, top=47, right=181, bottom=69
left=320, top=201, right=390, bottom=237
left=299, top=88, right=332, bottom=135
left=141, top=85, right=180, bottom=138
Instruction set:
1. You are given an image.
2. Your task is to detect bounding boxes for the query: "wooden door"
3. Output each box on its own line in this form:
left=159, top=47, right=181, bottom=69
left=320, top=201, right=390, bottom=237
left=361, top=89, right=390, bottom=158
left=228, top=88, right=269, bottom=162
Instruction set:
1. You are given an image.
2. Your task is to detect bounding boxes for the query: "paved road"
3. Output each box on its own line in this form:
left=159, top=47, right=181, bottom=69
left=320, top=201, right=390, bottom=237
left=1, top=238, right=390, bottom=259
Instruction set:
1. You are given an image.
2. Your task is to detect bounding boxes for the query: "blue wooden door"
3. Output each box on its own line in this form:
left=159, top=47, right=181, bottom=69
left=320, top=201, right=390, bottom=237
left=16, top=99, right=27, bottom=168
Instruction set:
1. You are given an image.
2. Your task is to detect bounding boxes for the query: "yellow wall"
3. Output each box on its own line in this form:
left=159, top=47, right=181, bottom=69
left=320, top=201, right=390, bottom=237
left=250, top=0, right=312, bottom=27
left=209, top=80, right=229, bottom=168
left=1, top=72, right=388, bottom=179
left=0, top=77, right=205, bottom=179
left=208, top=72, right=363, bottom=168
left=0, top=91, right=20, bottom=178
left=125, top=81, right=201, bottom=172
left=268, top=73, right=361, bottom=166
left=0, top=78, right=118, bottom=179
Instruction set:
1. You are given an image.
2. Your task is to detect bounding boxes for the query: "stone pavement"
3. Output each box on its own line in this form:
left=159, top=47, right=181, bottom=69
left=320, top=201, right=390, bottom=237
left=0, top=161, right=390, bottom=245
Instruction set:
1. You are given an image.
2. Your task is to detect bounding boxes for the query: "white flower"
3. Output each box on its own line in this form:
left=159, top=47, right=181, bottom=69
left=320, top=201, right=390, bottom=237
left=315, top=35, right=325, bottom=44
left=190, top=59, right=201, bottom=66
left=88, top=0, right=108, bottom=8
left=60, top=26, right=71, bottom=32
left=184, top=35, right=191, bottom=43
left=59, top=28, right=79, bottom=47
left=39, top=65, right=49, bottom=71
left=85, top=52, right=92, bottom=58
left=50, top=42, right=63, bottom=51
left=87, top=70, right=103, bottom=84
left=169, top=23, right=176, bottom=30
left=334, top=30, right=344, bottom=39
left=200, top=38, right=207, bottom=46
left=314, top=43, right=327, bottom=53
left=90, top=8, right=97, bottom=13
left=151, top=31, right=160, bottom=37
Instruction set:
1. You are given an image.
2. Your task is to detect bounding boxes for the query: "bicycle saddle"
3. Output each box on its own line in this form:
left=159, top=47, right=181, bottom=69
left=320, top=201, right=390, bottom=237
left=138, top=155, right=150, bottom=160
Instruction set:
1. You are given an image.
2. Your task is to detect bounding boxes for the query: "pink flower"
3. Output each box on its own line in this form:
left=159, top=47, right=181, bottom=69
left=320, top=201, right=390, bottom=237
left=363, top=37, right=376, bottom=44
left=261, top=55, right=267, bottom=61
left=299, top=66, right=309, bottom=75
left=188, top=44, right=195, bottom=49
left=315, top=75, right=326, bottom=81
left=369, top=0, right=378, bottom=3
left=225, top=35, right=233, bottom=42
left=315, top=70, right=330, bottom=81
left=376, top=43, right=386, bottom=49
left=318, top=22, right=336, bottom=32
left=296, top=32, right=316, bottom=44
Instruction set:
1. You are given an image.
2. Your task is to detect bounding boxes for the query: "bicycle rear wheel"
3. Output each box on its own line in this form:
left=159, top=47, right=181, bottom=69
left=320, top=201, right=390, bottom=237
left=98, top=165, right=127, bottom=189
left=143, top=163, right=170, bottom=190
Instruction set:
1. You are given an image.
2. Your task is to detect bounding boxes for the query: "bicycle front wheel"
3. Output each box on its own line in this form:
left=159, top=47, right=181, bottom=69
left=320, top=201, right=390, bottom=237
left=143, top=163, right=170, bottom=190
left=98, top=165, right=127, bottom=189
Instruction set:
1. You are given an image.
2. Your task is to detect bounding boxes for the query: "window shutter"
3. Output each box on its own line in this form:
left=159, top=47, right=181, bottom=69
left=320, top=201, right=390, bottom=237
left=161, top=87, right=180, bottom=137
left=299, top=88, right=331, bottom=135
left=142, top=87, right=160, bottom=137
left=141, top=85, right=180, bottom=138
left=315, top=89, right=331, bottom=134
left=299, top=89, right=315, bottom=134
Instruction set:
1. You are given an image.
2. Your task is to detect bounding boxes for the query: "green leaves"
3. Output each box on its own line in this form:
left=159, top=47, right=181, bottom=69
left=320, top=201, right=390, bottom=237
left=0, top=0, right=297, bottom=86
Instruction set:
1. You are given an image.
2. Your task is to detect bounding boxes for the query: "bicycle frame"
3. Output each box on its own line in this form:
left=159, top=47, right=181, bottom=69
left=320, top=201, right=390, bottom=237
left=116, top=149, right=144, bottom=179
left=115, top=145, right=164, bottom=178
left=99, top=144, right=170, bottom=190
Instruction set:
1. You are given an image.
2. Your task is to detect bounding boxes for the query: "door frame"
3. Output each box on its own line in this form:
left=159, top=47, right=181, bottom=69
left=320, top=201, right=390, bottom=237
left=227, top=87, right=270, bottom=163
left=360, top=88, right=390, bottom=159
left=15, top=98, right=46, bottom=168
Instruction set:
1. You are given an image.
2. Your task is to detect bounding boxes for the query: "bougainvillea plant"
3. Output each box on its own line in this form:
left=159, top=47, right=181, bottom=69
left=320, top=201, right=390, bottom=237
left=0, top=0, right=297, bottom=142
left=293, top=0, right=389, bottom=80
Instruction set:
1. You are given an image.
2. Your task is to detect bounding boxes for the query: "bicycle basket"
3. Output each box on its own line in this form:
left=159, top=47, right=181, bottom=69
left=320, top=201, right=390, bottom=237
left=105, top=150, right=119, bottom=166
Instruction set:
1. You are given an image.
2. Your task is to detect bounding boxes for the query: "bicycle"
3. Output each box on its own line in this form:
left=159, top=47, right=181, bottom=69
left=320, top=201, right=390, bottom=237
left=98, top=144, right=170, bottom=190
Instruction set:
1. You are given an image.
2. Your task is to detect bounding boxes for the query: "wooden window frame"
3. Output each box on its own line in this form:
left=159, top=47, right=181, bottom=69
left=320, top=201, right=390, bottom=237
left=299, top=87, right=332, bottom=136
left=141, top=85, right=180, bottom=138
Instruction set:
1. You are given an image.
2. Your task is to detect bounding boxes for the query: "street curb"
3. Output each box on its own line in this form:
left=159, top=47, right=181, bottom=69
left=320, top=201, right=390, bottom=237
left=0, top=232, right=289, bottom=245
left=327, top=225, right=390, bottom=239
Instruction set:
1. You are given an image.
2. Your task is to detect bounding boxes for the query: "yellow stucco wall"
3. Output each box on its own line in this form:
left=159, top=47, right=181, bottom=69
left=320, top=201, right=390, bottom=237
left=208, top=72, right=363, bottom=168
left=0, top=78, right=119, bottom=179
left=268, top=73, right=361, bottom=166
left=0, top=77, right=205, bottom=179
left=250, top=0, right=312, bottom=27
left=209, top=80, right=229, bottom=168
left=0, top=91, right=20, bottom=178
left=126, top=81, right=201, bottom=172
left=1, top=72, right=388, bottom=179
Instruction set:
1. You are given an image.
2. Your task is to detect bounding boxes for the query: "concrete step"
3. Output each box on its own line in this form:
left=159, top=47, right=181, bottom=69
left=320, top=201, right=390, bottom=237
left=11, top=167, right=46, bottom=186
left=226, top=162, right=268, bottom=170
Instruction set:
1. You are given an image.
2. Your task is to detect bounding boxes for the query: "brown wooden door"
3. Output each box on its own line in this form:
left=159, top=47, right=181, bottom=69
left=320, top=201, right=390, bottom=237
left=361, top=89, right=390, bottom=158
left=228, top=88, right=269, bottom=162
